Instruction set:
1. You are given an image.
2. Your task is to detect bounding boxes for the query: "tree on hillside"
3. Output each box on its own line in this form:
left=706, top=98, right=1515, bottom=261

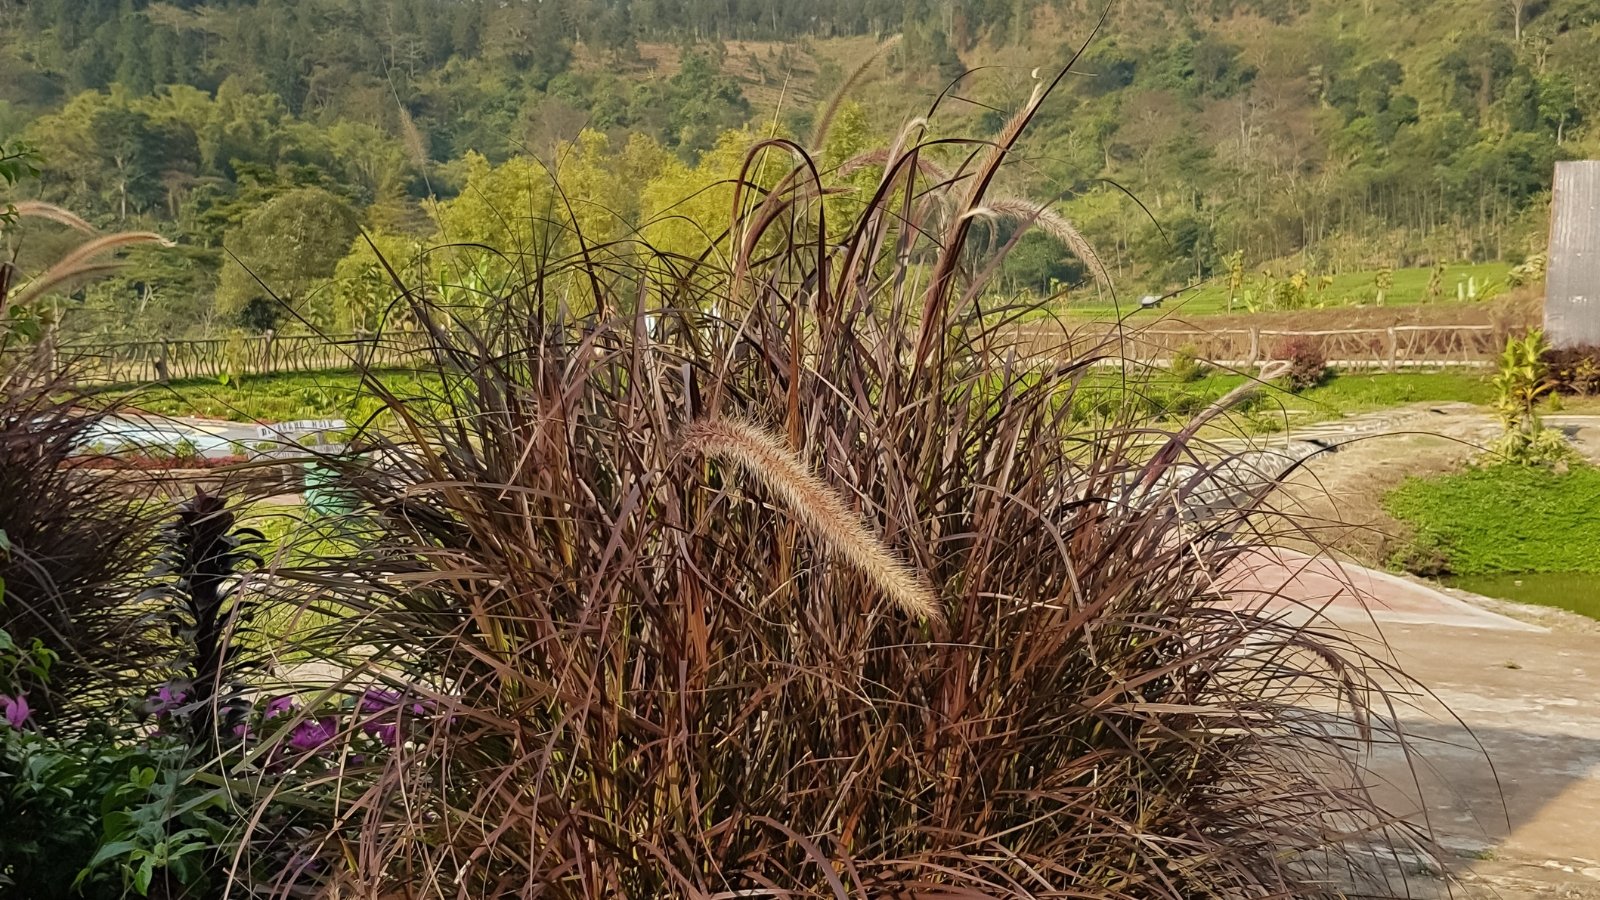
left=23, top=90, right=199, bottom=223
left=1509, top=0, right=1532, bottom=41
left=216, top=187, right=360, bottom=330
left=664, top=52, right=753, bottom=158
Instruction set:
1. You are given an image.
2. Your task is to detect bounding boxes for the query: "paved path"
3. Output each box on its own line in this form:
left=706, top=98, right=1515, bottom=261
left=1215, top=547, right=1600, bottom=897
left=1220, top=546, right=1545, bottom=632
left=1212, top=408, right=1600, bottom=897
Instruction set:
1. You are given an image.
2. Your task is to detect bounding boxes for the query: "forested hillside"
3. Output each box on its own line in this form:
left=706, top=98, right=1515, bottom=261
left=2, top=0, right=1596, bottom=338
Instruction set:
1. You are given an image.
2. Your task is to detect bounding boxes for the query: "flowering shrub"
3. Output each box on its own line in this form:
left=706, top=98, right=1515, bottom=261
left=254, top=686, right=437, bottom=766
left=1270, top=335, right=1330, bottom=391
left=1, top=627, right=223, bottom=900
left=1, top=619, right=54, bottom=729
left=3, top=678, right=440, bottom=899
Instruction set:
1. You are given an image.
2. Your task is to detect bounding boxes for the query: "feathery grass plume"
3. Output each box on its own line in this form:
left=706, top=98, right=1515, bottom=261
left=395, top=103, right=429, bottom=173
left=834, top=146, right=953, bottom=183
left=973, top=81, right=1044, bottom=180
left=10, top=200, right=97, bottom=233
left=684, top=417, right=942, bottom=623
left=1196, top=357, right=1292, bottom=425
left=10, top=232, right=174, bottom=308
left=809, top=36, right=902, bottom=150
left=239, top=67, right=1447, bottom=900
left=970, top=196, right=1110, bottom=289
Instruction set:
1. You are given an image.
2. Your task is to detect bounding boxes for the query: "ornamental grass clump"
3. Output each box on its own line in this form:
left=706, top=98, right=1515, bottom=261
left=0, top=371, right=167, bottom=725
left=244, top=66, right=1436, bottom=900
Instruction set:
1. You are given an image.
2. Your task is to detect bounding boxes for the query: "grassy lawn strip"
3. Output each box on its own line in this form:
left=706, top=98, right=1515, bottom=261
left=103, top=369, right=443, bottom=423
left=1385, top=464, right=1600, bottom=576
left=1267, top=369, right=1492, bottom=413
left=108, top=367, right=1494, bottom=436
left=1090, top=369, right=1491, bottom=434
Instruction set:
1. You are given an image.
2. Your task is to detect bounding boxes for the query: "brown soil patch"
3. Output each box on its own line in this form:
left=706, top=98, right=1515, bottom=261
left=568, top=39, right=826, bottom=111
left=1272, top=424, right=1484, bottom=567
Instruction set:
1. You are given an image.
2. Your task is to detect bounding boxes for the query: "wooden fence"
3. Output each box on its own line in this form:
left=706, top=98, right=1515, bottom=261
left=44, top=332, right=437, bottom=384
left=1010, top=324, right=1507, bottom=371
left=33, top=323, right=1507, bottom=386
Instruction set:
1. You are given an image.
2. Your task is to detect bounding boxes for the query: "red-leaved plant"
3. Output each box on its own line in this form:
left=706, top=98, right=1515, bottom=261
left=238, top=63, right=1439, bottom=900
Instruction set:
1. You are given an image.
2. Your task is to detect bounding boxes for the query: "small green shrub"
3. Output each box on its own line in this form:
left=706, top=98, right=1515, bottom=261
left=1162, top=389, right=1208, bottom=418
left=1491, top=330, right=1573, bottom=467
left=1506, top=252, right=1546, bottom=287
left=1169, top=344, right=1209, bottom=383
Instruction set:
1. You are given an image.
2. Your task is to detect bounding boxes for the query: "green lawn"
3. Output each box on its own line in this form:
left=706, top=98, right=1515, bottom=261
left=240, top=502, right=366, bottom=646
left=1275, top=369, right=1494, bottom=414
left=1056, top=262, right=1514, bottom=318
left=103, top=369, right=442, bottom=424
left=1080, top=369, right=1492, bottom=434
left=1385, top=464, right=1600, bottom=577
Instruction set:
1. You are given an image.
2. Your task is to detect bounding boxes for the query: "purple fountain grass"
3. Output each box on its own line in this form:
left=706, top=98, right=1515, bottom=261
left=234, top=60, right=1446, bottom=900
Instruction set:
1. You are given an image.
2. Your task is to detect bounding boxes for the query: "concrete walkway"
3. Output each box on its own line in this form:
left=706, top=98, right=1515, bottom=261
left=1219, top=547, right=1600, bottom=897
left=1221, top=547, right=1546, bottom=632
left=1213, top=394, right=1600, bottom=898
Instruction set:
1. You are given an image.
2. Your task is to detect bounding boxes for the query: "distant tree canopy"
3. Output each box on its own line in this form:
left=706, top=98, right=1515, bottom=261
left=217, top=187, right=361, bottom=330
left=6, top=0, right=1600, bottom=336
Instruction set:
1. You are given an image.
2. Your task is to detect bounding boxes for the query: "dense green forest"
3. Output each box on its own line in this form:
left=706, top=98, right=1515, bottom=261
left=2, top=0, right=1596, bottom=339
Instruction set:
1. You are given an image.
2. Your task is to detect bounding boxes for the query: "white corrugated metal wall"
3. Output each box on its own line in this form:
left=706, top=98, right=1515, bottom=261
left=1546, top=161, right=1600, bottom=348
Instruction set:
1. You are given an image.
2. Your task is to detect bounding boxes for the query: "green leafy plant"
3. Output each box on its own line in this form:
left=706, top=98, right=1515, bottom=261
left=1490, top=330, right=1573, bottom=466
left=74, top=749, right=230, bottom=898
left=0, top=141, right=39, bottom=192
left=2, top=707, right=225, bottom=899
left=1169, top=342, right=1210, bottom=383
left=1507, top=252, right=1547, bottom=287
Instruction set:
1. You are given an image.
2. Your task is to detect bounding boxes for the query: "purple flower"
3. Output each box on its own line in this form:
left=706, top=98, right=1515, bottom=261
left=1, top=695, right=31, bottom=729
left=362, top=721, right=399, bottom=747
left=232, top=721, right=253, bottom=741
left=287, top=716, right=338, bottom=753
left=145, top=684, right=188, bottom=717
left=359, top=688, right=402, bottom=715
left=263, top=695, right=296, bottom=720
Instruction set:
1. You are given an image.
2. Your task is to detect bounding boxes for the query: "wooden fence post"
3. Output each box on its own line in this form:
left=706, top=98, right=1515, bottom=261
left=1247, top=327, right=1261, bottom=367
left=1386, top=327, right=1398, bottom=373
left=155, top=341, right=171, bottom=383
